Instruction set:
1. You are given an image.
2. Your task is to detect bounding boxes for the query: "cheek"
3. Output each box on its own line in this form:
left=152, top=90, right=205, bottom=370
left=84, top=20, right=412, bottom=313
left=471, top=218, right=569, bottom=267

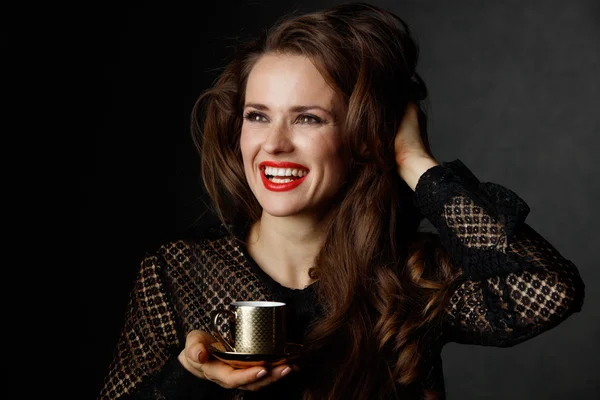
left=239, top=129, right=255, bottom=167
left=316, top=135, right=348, bottom=174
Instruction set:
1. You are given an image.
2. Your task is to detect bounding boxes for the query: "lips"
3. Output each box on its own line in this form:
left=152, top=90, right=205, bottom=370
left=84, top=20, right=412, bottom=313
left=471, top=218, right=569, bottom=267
left=259, top=161, right=309, bottom=192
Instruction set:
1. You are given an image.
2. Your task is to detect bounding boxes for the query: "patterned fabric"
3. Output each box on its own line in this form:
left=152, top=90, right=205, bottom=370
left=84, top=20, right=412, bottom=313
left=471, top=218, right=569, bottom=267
left=97, top=159, right=585, bottom=399
left=413, top=160, right=584, bottom=348
left=444, top=196, right=507, bottom=251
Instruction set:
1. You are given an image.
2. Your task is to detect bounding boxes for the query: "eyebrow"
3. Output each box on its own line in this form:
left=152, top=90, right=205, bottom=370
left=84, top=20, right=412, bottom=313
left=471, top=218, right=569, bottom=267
left=244, top=103, right=335, bottom=118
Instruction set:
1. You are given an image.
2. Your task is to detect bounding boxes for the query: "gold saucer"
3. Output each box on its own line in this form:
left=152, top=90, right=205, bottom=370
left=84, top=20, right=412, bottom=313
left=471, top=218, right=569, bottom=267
left=207, top=342, right=304, bottom=368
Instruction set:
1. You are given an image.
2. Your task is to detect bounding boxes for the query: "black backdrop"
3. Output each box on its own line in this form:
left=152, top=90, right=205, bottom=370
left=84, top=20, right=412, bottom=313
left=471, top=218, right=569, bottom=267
left=83, top=1, right=599, bottom=398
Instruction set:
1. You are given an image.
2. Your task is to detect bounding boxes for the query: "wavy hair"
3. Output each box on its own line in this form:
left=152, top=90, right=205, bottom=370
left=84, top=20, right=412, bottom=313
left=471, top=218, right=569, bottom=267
left=191, top=3, right=460, bottom=398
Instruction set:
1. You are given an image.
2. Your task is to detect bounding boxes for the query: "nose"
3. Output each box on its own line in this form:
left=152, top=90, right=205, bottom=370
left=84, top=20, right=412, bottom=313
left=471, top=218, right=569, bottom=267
left=261, top=122, right=294, bottom=154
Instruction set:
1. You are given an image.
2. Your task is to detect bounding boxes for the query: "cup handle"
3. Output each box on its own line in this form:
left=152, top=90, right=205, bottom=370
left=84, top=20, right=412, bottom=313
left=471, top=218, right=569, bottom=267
left=210, top=309, right=236, bottom=352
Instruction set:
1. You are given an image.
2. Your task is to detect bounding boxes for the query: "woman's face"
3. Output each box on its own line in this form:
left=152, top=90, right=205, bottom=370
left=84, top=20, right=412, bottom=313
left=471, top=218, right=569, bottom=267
left=240, top=53, right=348, bottom=219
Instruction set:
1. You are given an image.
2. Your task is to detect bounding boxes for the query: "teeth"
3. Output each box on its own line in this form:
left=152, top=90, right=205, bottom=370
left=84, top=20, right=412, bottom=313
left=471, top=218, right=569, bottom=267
left=271, top=177, right=294, bottom=183
left=264, top=166, right=308, bottom=177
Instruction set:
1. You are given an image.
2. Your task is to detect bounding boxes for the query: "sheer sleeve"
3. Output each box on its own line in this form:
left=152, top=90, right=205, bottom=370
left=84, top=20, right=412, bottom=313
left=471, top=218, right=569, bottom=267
left=413, top=160, right=585, bottom=347
left=97, top=247, right=214, bottom=399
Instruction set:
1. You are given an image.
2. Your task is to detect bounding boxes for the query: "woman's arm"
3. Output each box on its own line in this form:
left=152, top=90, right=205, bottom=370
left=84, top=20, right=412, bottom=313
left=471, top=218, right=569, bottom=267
left=97, top=247, right=216, bottom=399
left=395, top=104, right=585, bottom=346
left=413, top=159, right=585, bottom=346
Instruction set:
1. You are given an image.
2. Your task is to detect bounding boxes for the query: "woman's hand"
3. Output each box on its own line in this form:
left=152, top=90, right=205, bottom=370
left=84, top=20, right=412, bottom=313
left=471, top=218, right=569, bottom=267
left=394, top=102, right=439, bottom=190
left=178, top=330, right=294, bottom=391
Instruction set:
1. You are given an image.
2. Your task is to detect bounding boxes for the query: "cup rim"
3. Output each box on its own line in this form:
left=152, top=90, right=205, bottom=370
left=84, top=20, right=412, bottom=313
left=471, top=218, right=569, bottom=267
left=231, top=301, right=285, bottom=307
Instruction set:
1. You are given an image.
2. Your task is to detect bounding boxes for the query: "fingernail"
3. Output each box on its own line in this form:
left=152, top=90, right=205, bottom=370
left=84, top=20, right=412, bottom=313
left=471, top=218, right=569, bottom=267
left=281, top=367, right=292, bottom=377
left=195, top=350, right=202, bottom=362
left=256, top=369, right=267, bottom=379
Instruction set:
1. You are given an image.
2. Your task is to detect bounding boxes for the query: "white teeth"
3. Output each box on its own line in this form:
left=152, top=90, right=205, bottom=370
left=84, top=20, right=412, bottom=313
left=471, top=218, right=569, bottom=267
left=271, top=177, right=293, bottom=183
left=263, top=165, right=309, bottom=177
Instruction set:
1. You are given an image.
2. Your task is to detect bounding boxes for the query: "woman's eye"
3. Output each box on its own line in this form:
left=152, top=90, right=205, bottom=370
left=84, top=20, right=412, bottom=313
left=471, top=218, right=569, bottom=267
left=244, top=112, right=268, bottom=122
left=297, top=114, right=323, bottom=125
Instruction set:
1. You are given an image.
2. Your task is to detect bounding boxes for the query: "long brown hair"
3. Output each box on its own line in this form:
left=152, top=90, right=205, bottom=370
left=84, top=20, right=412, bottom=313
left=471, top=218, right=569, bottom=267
left=191, top=3, right=460, bottom=398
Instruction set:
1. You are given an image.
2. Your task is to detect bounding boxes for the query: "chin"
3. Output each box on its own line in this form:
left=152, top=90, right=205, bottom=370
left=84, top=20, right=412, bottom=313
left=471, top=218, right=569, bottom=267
left=258, top=199, right=304, bottom=218
left=262, top=206, right=302, bottom=218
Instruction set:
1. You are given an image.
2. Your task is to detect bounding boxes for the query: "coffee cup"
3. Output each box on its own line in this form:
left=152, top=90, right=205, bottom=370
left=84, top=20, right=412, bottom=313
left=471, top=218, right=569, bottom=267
left=210, top=301, right=286, bottom=354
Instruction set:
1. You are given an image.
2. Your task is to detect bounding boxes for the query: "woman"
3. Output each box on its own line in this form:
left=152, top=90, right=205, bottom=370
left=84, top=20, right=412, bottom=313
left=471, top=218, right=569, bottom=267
left=98, top=3, right=585, bottom=399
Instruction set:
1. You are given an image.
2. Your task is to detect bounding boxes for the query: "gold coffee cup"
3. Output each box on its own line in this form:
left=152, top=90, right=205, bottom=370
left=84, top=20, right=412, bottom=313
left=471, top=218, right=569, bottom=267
left=210, top=301, right=286, bottom=354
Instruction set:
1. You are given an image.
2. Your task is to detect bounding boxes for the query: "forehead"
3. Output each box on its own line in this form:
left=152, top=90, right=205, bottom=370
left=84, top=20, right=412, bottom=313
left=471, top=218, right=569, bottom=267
left=245, top=53, right=340, bottom=108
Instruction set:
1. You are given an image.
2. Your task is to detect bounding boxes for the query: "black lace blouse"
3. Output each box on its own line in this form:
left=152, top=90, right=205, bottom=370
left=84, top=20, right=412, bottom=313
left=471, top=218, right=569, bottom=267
left=97, top=160, right=585, bottom=399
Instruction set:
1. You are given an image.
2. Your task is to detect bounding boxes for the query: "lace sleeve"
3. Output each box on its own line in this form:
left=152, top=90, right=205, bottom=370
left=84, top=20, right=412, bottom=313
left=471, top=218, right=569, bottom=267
left=414, top=160, right=585, bottom=347
left=97, top=247, right=212, bottom=399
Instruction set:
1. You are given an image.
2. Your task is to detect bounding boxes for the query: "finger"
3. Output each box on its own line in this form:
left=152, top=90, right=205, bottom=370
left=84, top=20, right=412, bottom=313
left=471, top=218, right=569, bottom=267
left=184, top=330, right=217, bottom=364
left=197, top=343, right=211, bottom=364
left=202, top=359, right=268, bottom=389
left=273, top=359, right=300, bottom=370
left=238, top=364, right=293, bottom=392
left=187, top=330, right=218, bottom=344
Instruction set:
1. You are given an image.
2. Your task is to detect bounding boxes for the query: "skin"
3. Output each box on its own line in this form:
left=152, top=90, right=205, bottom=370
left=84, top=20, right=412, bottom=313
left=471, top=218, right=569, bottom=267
left=394, top=102, right=440, bottom=189
left=242, top=53, right=349, bottom=291
left=240, top=53, right=349, bottom=221
left=178, top=53, right=439, bottom=392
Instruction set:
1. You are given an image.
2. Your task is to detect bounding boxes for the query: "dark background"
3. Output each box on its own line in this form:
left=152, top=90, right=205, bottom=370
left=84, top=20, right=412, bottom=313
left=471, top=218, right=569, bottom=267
left=82, top=1, right=599, bottom=398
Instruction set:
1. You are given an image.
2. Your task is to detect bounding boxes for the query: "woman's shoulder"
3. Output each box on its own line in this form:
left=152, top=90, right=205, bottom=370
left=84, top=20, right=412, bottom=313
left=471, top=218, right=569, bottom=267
left=136, top=221, right=271, bottom=305
left=143, top=221, right=243, bottom=271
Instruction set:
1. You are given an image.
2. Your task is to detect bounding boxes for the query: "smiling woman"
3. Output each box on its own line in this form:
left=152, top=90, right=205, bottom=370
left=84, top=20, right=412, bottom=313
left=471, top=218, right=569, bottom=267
left=97, top=2, right=585, bottom=400
left=241, top=54, right=349, bottom=221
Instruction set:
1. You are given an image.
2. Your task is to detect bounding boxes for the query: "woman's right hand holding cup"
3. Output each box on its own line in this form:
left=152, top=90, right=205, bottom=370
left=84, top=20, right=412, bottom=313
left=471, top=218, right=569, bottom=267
left=178, top=330, right=293, bottom=391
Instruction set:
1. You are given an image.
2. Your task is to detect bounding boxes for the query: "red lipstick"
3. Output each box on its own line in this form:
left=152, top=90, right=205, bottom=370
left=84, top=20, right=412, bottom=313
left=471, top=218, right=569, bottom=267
left=259, top=161, right=309, bottom=192
left=260, top=161, right=309, bottom=169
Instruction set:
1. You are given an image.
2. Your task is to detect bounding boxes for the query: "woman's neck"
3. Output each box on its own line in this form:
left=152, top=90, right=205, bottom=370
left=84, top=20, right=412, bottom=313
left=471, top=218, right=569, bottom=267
left=246, top=213, right=327, bottom=290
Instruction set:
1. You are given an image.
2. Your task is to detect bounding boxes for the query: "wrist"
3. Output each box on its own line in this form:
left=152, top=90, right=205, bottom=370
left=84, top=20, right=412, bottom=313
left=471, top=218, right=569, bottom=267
left=397, top=155, right=439, bottom=191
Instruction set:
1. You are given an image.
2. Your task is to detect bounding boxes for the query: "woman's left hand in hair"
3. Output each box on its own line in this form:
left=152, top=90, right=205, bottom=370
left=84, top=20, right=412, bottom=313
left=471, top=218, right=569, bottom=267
left=394, top=102, right=439, bottom=191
